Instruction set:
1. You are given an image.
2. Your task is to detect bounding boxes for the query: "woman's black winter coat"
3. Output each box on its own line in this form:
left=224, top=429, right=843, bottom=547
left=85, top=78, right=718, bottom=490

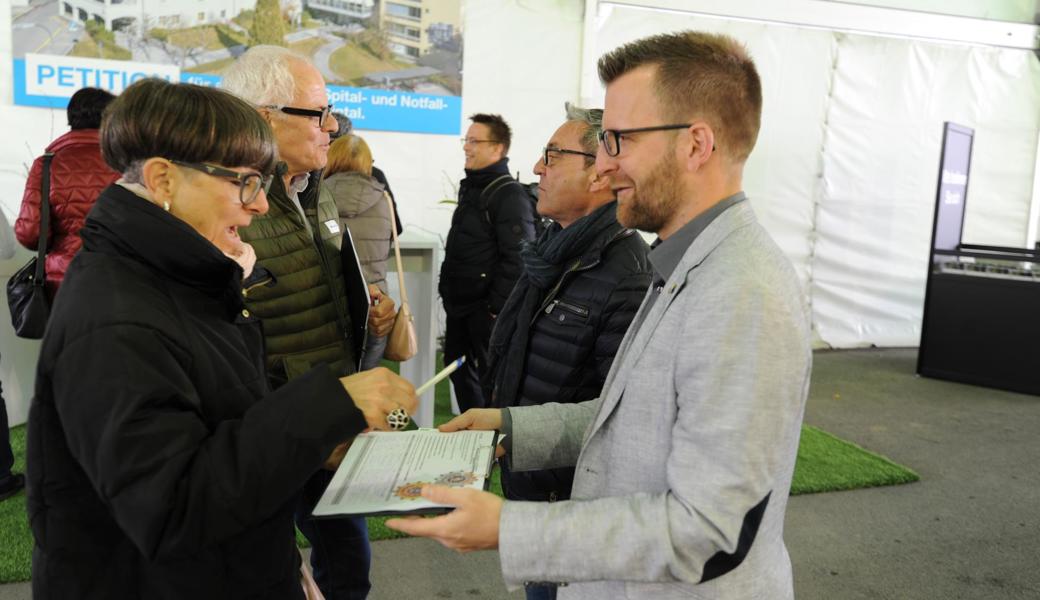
left=26, top=185, right=367, bottom=599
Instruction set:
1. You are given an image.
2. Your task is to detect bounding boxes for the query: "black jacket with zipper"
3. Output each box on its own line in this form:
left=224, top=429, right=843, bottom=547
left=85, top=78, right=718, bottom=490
left=486, top=217, right=652, bottom=502
left=439, top=158, right=538, bottom=316
left=26, top=184, right=367, bottom=599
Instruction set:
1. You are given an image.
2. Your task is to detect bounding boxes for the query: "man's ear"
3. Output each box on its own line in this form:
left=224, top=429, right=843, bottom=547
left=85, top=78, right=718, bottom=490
left=258, top=107, right=275, bottom=125
left=140, top=157, right=178, bottom=204
left=681, top=121, right=715, bottom=171
left=588, top=169, right=611, bottom=194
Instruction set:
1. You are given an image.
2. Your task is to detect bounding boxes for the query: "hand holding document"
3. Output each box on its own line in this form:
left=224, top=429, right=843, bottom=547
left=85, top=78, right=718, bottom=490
left=312, top=428, right=498, bottom=518
left=315, top=356, right=489, bottom=517
left=385, top=485, right=504, bottom=552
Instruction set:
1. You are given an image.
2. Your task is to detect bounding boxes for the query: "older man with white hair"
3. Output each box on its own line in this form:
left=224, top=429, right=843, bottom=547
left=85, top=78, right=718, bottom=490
left=223, top=45, right=396, bottom=600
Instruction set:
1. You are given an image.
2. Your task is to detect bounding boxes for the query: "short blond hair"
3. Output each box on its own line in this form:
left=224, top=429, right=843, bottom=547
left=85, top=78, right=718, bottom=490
left=598, top=30, right=762, bottom=162
left=324, top=134, right=373, bottom=177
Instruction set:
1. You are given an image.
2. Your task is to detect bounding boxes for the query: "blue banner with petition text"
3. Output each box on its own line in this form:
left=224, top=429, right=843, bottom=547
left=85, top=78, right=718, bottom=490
left=13, top=54, right=462, bottom=135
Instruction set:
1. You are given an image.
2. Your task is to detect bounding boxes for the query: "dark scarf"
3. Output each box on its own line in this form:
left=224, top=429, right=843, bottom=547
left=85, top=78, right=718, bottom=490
left=486, top=200, right=620, bottom=407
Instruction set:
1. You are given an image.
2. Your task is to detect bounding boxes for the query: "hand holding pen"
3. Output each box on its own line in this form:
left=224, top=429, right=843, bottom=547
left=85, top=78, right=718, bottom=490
left=385, top=357, right=466, bottom=430
left=366, top=284, right=396, bottom=337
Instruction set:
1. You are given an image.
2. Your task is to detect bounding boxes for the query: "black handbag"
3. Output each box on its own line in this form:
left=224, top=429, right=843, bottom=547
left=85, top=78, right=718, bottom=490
left=7, top=153, right=54, bottom=339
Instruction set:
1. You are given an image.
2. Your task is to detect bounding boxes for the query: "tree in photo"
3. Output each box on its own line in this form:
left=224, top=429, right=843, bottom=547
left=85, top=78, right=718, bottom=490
left=250, top=0, right=286, bottom=46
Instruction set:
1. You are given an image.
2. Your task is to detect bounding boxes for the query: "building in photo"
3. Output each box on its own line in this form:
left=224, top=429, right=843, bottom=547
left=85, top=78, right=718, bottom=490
left=379, top=0, right=460, bottom=62
left=59, top=0, right=296, bottom=33
left=304, top=0, right=373, bottom=26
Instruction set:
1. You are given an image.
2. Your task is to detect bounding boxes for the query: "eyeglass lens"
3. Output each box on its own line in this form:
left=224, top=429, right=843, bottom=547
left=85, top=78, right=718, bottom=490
left=240, top=174, right=261, bottom=204
left=240, top=173, right=274, bottom=205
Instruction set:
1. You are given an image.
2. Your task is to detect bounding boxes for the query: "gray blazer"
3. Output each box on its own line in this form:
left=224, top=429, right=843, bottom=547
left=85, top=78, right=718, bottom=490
left=499, top=201, right=812, bottom=599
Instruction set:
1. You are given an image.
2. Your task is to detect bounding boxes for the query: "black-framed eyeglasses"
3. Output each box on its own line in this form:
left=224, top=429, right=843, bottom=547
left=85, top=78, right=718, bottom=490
left=542, top=146, right=595, bottom=167
left=598, top=124, right=692, bottom=157
left=461, top=137, right=501, bottom=146
left=261, top=104, right=334, bottom=128
left=172, top=161, right=273, bottom=206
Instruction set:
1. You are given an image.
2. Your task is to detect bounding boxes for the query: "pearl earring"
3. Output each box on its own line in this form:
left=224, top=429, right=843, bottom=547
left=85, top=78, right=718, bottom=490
left=163, top=201, right=170, bottom=212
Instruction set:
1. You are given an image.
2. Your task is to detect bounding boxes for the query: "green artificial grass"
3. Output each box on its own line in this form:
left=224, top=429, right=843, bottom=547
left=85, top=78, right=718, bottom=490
left=0, top=425, right=29, bottom=582
left=0, top=356, right=918, bottom=582
left=791, top=424, right=919, bottom=495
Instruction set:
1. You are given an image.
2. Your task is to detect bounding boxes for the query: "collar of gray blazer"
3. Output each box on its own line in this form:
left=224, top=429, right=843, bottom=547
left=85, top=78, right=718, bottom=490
left=648, top=191, right=747, bottom=285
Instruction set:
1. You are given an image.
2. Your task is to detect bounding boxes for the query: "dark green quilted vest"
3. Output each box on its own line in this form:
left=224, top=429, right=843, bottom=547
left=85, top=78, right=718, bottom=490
left=240, top=175, right=356, bottom=386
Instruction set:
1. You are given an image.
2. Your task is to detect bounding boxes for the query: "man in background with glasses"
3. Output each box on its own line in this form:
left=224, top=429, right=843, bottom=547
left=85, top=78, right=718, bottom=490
left=481, top=103, right=651, bottom=600
left=389, top=30, right=811, bottom=600
left=439, top=113, right=538, bottom=413
left=223, top=45, right=398, bottom=600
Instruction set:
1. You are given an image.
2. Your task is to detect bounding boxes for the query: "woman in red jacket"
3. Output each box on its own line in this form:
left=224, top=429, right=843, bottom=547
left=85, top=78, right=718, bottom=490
left=16, top=87, right=119, bottom=300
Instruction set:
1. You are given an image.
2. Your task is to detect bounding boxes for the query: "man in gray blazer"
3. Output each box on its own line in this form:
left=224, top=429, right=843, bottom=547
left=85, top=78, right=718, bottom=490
left=388, top=30, right=812, bottom=600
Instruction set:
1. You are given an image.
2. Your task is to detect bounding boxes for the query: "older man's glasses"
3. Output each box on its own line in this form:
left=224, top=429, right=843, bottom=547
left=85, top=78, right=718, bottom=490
left=261, top=104, right=335, bottom=129
left=172, top=161, right=273, bottom=206
left=542, top=146, right=595, bottom=167
left=598, top=124, right=692, bottom=157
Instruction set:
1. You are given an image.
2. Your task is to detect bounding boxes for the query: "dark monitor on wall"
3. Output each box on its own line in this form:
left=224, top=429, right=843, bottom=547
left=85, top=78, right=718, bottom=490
left=930, top=122, right=974, bottom=253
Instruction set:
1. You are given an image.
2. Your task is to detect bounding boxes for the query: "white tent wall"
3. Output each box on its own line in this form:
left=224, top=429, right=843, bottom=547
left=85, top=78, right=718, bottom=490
left=584, top=7, right=838, bottom=318
left=585, top=3, right=1040, bottom=348
left=814, top=36, right=1040, bottom=346
left=0, top=95, right=62, bottom=427
left=824, top=0, right=1040, bottom=23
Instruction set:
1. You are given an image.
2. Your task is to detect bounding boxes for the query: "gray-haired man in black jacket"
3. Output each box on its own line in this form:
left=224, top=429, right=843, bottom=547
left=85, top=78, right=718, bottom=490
left=481, top=104, right=652, bottom=600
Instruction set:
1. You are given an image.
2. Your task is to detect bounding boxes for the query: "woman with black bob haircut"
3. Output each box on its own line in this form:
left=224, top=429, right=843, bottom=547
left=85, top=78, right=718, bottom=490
left=25, top=78, right=416, bottom=600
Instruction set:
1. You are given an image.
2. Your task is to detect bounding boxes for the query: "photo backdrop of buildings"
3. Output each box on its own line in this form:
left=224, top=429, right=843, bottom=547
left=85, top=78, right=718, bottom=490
left=10, top=0, right=463, bottom=133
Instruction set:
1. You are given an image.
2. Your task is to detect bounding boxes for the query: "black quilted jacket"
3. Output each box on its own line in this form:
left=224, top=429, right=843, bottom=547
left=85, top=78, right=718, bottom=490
left=439, top=158, right=538, bottom=316
left=488, top=219, right=652, bottom=501
left=26, top=185, right=366, bottom=599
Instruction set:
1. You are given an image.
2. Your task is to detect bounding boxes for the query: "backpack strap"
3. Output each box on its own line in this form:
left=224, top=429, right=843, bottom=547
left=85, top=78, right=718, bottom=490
left=478, top=174, right=521, bottom=226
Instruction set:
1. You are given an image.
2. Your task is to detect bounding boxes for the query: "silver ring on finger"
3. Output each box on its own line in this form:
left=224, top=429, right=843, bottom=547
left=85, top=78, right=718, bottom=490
left=387, top=406, right=410, bottom=431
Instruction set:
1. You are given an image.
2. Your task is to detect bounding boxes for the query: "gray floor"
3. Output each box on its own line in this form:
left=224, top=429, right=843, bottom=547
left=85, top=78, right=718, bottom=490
left=2, top=348, right=1038, bottom=599
left=786, top=349, right=1040, bottom=600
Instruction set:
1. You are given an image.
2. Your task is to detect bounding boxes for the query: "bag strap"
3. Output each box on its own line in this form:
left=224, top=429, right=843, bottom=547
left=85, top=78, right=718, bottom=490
left=35, top=153, right=54, bottom=286
left=385, top=192, right=408, bottom=306
left=477, top=174, right=518, bottom=226
left=479, top=174, right=516, bottom=203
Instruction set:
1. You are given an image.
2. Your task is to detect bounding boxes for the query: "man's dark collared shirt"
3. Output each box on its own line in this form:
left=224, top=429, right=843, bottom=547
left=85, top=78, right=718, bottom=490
left=638, top=192, right=746, bottom=322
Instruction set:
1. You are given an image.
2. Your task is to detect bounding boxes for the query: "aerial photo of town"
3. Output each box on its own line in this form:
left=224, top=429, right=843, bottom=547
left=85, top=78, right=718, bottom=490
left=11, top=0, right=463, bottom=95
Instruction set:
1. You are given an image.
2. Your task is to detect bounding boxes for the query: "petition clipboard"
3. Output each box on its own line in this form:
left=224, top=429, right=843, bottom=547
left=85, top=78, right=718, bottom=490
left=311, top=429, right=500, bottom=518
left=340, top=226, right=370, bottom=366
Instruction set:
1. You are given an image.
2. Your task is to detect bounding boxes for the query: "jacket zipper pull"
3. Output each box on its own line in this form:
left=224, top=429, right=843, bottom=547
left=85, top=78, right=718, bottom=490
left=545, top=300, right=558, bottom=315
